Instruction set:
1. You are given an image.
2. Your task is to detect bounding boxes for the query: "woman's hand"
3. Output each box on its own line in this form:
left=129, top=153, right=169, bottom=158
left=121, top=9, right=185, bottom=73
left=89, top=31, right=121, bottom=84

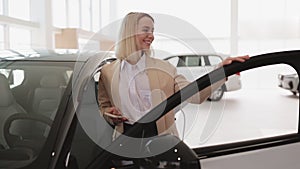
left=220, top=55, right=250, bottom=67
left=104, top=107, right=128, bottom=125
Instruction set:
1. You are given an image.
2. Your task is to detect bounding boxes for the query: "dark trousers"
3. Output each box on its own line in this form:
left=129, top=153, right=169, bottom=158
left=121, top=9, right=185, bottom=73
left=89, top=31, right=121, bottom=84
left=123, top=122, right=158, bottom=138
left=119, top=123, right=159, bottom=168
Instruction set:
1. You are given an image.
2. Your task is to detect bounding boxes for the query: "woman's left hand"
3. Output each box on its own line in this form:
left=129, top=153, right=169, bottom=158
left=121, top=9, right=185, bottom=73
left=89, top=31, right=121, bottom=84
left=220, top=55, right=250, bottom=66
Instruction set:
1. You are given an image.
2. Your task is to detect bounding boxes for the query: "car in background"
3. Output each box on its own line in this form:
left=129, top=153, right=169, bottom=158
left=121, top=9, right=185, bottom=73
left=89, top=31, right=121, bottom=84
left=164, top=53, right=241, bottom=101
left=278, top=73, right=299, bottom=96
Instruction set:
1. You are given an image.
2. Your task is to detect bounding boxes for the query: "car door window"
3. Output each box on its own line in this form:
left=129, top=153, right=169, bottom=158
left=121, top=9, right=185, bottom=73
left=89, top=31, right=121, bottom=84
left=186, top=56, right=201, bottom=66
left=67, top=51, right=300, bottom=168
left=207, top=55, right=222, bottom=66
left=175, top=63, right=299, bottom=148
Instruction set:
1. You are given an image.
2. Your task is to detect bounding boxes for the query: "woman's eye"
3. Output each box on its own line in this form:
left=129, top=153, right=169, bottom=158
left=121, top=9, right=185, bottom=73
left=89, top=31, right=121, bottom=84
left=142, top=29, right=149, bottom=33
left=138, top=27, right=154, bottom=34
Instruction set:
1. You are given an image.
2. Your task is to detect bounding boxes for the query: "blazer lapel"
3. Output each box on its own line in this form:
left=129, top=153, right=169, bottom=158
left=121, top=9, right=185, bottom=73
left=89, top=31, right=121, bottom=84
left=110, top=60, right=122, bottom=109
left=145, top=57, right=163, bottom=106
left=145, top=57, right=167, bottom=134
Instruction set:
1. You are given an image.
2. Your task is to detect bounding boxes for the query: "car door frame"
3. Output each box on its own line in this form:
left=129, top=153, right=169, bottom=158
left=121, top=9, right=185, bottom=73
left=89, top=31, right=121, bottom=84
left=192, top=50, right=300, bottom=161
left=104, top=50, right=300, bottom=166
left=57, top=50, right=300, bottom=168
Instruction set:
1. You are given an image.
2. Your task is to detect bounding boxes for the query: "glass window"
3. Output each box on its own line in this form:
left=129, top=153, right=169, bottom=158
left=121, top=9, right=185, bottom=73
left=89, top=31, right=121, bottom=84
left=9, top=27, right=31, bottom=49
left=176, top=64, right=299, bottom=148
left=166, top=56, right=180, bottom=67
left=238, top=0, right=300, bottom=55
left=186, top=56, right=200, bottom=67
left=8, top=0, right=30, bottom=21
left=52, top=0, right=67, bottom=27
left=68, top=0, right=80, bottom=27
left=92, top=0, right=100, bottom=32
left=0, top=25, right=4, bottom=49
left=115, top=0, right=230, bottom=38
left=81, top=0, right=91, bottom=30
left=0, top=0, right=3, bottom=15
left=100, top=0, right=110, bottom=27
left=209, top=39, right=230, bottom=56
left=208, top=55, right=223, bottom=65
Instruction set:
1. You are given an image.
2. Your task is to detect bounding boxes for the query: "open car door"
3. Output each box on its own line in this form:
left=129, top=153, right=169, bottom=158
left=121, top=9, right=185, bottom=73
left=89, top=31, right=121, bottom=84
left=65, top=50, right=300, bottom=169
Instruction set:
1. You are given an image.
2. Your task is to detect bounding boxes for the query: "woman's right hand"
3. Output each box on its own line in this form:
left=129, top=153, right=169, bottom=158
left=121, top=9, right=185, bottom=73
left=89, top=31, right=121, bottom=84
left=104, top=107, right=128, bottom=125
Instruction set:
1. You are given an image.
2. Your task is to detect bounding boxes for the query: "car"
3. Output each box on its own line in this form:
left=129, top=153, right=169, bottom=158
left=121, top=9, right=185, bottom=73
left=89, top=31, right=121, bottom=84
left=278, top=73, right=299, bottom=96
left=164, top=53, right=241, bottom=101
left=0, top=50, right=300, bottom=169
left=0, top=50, right=199, bottom=169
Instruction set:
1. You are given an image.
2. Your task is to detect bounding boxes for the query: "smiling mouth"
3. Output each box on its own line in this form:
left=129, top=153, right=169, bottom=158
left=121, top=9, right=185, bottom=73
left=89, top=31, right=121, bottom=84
left=144, top=40, right=152, bottom=45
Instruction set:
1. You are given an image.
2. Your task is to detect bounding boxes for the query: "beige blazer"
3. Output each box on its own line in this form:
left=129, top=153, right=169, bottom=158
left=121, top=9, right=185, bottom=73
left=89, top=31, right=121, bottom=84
left=98, top=56, right=225, bottom=139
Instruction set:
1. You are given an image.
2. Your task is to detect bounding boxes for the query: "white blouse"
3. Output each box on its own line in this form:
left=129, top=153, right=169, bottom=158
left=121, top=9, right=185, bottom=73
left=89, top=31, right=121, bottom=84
left=119, top=55, right=152, bottom=124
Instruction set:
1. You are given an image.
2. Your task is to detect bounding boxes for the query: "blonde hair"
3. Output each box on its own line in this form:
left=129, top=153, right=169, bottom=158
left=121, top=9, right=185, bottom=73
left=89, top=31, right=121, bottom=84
left=115, top=12, right=154, bottom=60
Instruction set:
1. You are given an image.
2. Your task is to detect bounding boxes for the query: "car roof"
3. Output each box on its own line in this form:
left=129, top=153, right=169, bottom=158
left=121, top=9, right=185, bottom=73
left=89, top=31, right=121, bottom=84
left=0, top=49, right=115, bottom=62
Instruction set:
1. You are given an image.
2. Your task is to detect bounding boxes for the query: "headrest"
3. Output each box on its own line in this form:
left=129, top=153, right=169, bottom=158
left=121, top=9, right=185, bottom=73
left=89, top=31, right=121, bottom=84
left=40, top=75, right=63, bottom=88
left=0, top=74, right=14, bottom=107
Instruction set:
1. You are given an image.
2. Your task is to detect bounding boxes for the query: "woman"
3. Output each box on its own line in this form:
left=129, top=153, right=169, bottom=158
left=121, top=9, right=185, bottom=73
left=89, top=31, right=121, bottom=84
left=98, top=12, right=249, bottom=139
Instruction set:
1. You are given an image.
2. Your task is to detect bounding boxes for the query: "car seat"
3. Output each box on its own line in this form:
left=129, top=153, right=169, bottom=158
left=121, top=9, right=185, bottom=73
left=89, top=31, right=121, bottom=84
left=0, top=74, right=27, bottom=149
left=32, top=74, right=66, bottom=118
left=29, top=74, right=66, bottom=139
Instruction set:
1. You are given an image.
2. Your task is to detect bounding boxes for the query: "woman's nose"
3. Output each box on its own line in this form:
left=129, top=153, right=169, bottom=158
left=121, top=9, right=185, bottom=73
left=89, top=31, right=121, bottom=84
left=147, top=32, right=154, bottom=38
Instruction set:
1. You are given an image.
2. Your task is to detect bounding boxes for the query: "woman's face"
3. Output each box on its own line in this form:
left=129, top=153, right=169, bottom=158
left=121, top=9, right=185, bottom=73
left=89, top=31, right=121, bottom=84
left=135, top=16, right=154, bottom=51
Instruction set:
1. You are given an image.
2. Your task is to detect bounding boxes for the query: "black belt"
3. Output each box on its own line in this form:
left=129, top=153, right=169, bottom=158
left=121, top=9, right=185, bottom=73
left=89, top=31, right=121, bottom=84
left=123, top=122, right=158, bottom=138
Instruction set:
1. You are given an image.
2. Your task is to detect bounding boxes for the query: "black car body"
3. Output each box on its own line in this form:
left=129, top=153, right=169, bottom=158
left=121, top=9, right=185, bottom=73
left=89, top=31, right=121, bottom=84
left=1, top=50, right=300, bottom=169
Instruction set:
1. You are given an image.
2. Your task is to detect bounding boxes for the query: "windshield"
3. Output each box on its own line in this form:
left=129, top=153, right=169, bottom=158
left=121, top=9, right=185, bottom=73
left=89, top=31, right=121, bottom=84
left=0, top=60, right=74, bottom=168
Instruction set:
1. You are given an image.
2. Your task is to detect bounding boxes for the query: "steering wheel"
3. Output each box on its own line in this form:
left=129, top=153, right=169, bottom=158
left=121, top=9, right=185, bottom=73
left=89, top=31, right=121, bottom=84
left=3, top=113, right=53, bottom=154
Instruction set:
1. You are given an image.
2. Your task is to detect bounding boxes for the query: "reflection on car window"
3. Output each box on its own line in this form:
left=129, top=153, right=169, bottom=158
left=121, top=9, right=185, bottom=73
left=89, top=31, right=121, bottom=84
left=186, top=56, right=201, bottom=66
left=208, top=55, right=222, bottom=65
left=0, top=69, right=25, bottom=88
left=0, top=61, right=73, bottom=168
left=175, top=64, right=299, bottom=148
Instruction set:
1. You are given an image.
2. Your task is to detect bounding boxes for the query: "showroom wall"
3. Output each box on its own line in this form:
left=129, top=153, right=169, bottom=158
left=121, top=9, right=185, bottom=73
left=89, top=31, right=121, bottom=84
left=0, top=0, right=299, bottom=55
left=111, top=0, right=300, bottom=56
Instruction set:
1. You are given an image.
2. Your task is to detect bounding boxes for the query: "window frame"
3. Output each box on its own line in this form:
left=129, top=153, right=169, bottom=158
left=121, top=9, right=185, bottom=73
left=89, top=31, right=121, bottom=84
left=121, top=50, right=300, bottom=159
left=63, top=50, right=300, bottom=168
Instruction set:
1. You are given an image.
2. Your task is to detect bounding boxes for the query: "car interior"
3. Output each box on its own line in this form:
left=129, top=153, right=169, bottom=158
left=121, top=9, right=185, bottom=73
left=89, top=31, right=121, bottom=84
left=0, top=62, right=73, bottom=167
left=0, top=73, right=27, bottom=149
